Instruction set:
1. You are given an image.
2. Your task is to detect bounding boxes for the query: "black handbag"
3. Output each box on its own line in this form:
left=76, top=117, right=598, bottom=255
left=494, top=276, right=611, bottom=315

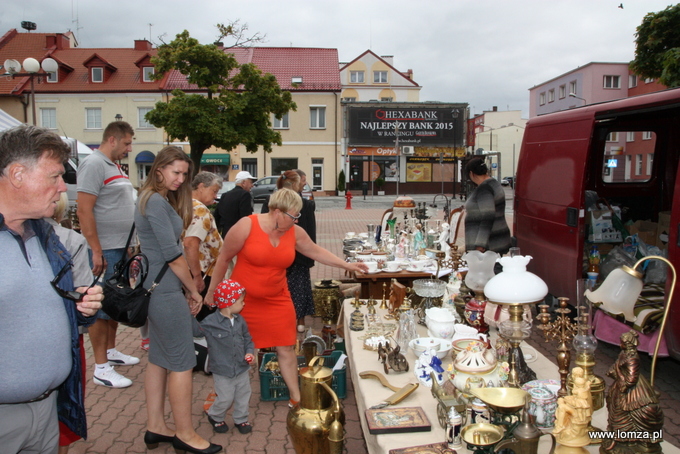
left=102, top=225, right=168, bottom=328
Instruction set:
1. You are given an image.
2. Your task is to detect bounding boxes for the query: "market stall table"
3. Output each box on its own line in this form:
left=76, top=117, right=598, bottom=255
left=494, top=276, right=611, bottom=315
left=353, top=269, right=451, bottom=300
left=342, top=298, right=680, bottom=454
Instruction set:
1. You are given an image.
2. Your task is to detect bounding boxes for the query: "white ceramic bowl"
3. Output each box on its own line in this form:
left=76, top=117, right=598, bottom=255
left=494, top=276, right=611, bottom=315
left=410, top=337, right=452, bottom=359
left=426, top=318, right=456, bottom=340
left=409, top=337, right=442, bottom=356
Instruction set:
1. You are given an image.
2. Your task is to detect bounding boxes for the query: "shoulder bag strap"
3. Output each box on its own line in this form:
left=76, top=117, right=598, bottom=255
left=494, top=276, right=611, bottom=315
left=146, top=262, right=170, bottom=295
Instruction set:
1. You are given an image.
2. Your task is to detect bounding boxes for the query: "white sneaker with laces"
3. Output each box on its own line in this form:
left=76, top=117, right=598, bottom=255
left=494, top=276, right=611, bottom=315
left=93, top=367, right=133, bottom=388
left=107, top=350, right=140, bottom=366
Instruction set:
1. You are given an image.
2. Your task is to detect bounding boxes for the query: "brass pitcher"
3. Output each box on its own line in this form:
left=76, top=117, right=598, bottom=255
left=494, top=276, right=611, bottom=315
left=494, top=407, right=555, bottom=454
left=287, top=356, right=344, bottom=454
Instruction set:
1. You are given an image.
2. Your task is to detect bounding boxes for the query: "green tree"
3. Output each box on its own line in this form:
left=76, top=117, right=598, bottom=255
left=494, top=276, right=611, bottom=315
left=146, top=23, right=296, bottom=173
left=630, top=4, right=680, bottom=88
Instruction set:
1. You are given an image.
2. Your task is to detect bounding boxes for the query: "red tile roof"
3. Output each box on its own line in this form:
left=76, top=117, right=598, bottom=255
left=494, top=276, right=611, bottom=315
left=164, top=47, right=341, bottom=92
left=340, top=49, right=419, bottom=87
left=0, top=29, right=160, bottom=95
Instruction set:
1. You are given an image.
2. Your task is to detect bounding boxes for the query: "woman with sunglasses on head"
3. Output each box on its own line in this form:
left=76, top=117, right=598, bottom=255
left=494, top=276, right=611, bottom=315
left=206, top=188, right=368, bottom=407
left=135, top=146, right=221, bottom=454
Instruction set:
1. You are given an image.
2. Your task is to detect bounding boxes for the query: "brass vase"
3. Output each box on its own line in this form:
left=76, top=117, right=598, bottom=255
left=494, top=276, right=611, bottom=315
left=287, top=356, right=345, bottom=454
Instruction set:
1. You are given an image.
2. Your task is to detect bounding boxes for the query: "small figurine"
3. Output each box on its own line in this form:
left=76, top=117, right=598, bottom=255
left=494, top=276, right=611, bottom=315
left=414, top=223, right=427, bottom=255
left=553, top=366, right=592, bottom=448
left=377, top=341, right=409, bottom=374
left=395, top=231, right=409, bottom=259
left=438, top=222, right=452, bottom=258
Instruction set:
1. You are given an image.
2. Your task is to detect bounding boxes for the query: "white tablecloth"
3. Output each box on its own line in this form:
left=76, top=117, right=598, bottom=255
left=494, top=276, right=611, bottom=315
left=342, top=298, right=679, bottom=454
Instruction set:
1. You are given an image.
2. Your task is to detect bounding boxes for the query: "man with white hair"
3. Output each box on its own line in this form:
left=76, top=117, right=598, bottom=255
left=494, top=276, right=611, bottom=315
left=214, top=170, right=257, bottom=236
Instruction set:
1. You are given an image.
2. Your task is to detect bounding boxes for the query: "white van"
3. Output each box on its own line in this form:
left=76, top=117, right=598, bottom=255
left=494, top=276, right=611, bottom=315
left=62, top=137, right=94, bottom=208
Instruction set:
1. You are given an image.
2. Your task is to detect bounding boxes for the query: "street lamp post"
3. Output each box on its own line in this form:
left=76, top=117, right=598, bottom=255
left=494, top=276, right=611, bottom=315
left=3, top=58, right=58, bottom=126
left=394, top=122, right=400, bottom=196
left=569, top=93, right=587, bottom=105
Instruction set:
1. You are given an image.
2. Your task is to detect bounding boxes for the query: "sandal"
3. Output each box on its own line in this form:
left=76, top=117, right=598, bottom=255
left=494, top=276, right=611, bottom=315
left=205, top=412, right=229, bottom=433
left=235, top=422, right=252, bottom=434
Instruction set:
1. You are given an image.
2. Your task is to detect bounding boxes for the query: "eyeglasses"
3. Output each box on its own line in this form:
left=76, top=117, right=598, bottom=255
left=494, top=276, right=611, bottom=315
left=51, top=260, right=99, bottom=301
left=282, top=211, right=301, bottom=221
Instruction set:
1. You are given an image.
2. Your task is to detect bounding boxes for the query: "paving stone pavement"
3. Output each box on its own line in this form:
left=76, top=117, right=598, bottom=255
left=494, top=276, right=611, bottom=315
left=69, top=192, right=680, bottom=453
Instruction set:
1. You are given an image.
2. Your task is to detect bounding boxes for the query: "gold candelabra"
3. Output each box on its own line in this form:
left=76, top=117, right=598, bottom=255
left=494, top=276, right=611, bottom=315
left=536, top=297, right=578, bottom=397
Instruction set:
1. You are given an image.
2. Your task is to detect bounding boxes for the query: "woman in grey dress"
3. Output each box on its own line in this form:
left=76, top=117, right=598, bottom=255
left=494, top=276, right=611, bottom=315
left=135, top=146, right=221, bottom=454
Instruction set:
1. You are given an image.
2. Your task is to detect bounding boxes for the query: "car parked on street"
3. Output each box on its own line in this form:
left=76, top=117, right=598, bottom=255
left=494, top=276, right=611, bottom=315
left=252, top=176, right=314, bottom=202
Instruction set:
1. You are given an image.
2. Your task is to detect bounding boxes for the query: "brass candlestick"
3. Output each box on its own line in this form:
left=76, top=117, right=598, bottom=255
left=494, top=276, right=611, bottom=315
left=379, top=282, right=388, bottom=310
left=536, top=297, right=578, bottom=397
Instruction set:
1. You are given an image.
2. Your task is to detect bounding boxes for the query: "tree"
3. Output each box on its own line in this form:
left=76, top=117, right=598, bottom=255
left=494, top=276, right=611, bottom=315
left=630, top=4, right=680, bottom=88
left=146, top=23, right=296, bottom=174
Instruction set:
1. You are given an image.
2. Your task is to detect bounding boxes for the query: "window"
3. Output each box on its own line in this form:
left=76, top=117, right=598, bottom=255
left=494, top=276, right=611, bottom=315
left=47, top=70, right=58, bottom=83
left=629, top=74, right=638, bottom=88
left=241, top=158, right=257, bottom=178
left=350, top=71, right=364, bottom=83
left=642, top=131, right=652, bottom=140
left=381, top=97, right=393, bottom=102
left=273, top=112, right=289, bottom=129
left=271, top=158, right=298, bottom=176
left=310, top=106, right=326, bottom=129
left=647, top=154, right=654, bottom=175
left=635, top=154, right=643, bottom=176
left=142, top=66, right=154, bottom=82
left=559, top=85, right=566, bottom=99
left=373, top=71, right=387, bottom=83
left=569, top=81, right=577, bottom=95
left=85, top=108, right=102, bottom=129
left=645, top=77, right=654, bottom=83
left=548, top=89, right=555, bottom=103
left=91, top=67, right=103, bottom=83
left=138, top=107, right=153, bottom=128
left=601, top=130, right=654, bottom=183
left=606, top=132, right=619, bottom=142
left=40, top=108, right=56, bottom=129
left=539, top=92, right=546, bottom=105
left=343, top=97, right=356, bottom=102
left=626, top=131, right=635, bottom=142
left=603, top=75, right=621, bottom=89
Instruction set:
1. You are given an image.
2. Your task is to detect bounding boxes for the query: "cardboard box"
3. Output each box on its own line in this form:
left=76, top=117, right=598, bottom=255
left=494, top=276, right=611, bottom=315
left=587, top=209, right=623, bottom=243
left=658, top=211, right=671, bottom=249
left=628, top=220, right=658, bottom=246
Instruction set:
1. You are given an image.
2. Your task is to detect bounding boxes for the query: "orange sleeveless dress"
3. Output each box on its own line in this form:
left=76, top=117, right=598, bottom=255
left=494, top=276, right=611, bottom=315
left=231, top=214, right=297, bottom=348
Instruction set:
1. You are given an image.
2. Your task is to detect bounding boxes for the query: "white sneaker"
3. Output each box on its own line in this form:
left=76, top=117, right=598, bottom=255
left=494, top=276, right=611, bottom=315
left=107, top=350, right=140, bottom=366
left=93, top=367, right=133, bottom=388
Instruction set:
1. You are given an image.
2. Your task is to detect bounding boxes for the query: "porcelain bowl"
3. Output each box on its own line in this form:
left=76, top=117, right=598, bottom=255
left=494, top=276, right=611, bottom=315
left=426, top=318, right=456, bottom=340
left=409, top=337, right=441, bottom=356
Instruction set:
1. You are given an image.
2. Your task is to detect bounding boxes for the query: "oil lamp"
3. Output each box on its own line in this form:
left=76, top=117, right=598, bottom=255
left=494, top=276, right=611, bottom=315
left=484, top=255, right=548, bottom=387
left=462, top=250, right=499, bottom=334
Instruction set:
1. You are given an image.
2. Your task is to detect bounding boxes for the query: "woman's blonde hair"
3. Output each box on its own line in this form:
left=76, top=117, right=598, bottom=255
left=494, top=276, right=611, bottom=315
left=268, top=187, right=302, bottom=214
left=137, top=146, right=193, bottom=228
left=53, top=192, right=69, bottom=223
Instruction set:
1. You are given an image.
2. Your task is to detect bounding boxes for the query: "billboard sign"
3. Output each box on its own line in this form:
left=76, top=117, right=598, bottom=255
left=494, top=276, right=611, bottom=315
left=348, top=106, right=463, bottom=146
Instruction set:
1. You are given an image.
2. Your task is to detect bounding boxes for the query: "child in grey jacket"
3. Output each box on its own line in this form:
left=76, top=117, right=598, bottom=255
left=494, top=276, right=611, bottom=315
left=194, top=279, right=255, bottom=434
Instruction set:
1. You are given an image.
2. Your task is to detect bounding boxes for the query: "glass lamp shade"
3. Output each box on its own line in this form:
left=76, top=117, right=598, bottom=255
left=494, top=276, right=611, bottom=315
left=484, top=255, right=548, bottom=304
left=463, top=250, right=499, bottom=293
left=584, top=266, right=643, bottom=322
left=573, top=333, right=597, bottom=355
left=3, top=59, right=21, bottom=74
left=41, top=58, right=58, bottom=73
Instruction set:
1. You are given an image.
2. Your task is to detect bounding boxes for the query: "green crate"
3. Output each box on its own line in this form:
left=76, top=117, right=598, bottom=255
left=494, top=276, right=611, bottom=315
left=259, top=350, right=347, bottom=401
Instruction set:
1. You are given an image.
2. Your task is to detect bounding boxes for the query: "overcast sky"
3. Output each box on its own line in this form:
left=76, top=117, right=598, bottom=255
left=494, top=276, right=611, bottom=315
left=1, top=0, right=674, bottom=118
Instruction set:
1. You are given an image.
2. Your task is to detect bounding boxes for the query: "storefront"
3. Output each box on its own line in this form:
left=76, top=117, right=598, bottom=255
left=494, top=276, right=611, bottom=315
left=200, top=153, right=231, bottom=180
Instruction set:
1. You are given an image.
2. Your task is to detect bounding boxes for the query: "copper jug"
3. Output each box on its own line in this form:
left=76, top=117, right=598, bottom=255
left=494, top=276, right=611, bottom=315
left=287, top=356, right=344, bottom=454
left=494, top=407, right=555, bottom=454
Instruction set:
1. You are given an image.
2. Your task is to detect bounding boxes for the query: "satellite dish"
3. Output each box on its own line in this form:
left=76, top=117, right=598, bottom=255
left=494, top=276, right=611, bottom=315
left=21, top=21, right=37, bottom=32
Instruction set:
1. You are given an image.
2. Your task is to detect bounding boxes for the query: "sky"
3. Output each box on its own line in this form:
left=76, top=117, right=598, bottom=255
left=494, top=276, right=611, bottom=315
left=1, top=0, right=675, bottom=118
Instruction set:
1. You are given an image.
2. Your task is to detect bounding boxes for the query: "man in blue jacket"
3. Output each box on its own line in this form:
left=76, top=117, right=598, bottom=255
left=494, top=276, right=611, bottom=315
left=0, top=125, right=103, bottom=453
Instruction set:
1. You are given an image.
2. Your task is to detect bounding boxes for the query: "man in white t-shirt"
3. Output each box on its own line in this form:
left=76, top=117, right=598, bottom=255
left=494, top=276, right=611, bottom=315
left=77, top=121, right=139, bottom=388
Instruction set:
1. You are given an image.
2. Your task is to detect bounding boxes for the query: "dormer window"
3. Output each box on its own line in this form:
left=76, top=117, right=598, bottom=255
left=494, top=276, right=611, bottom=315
left=92, top=67, right=103, bottom=83
left=291, top=76, right=303, bottom=84
left=47, top=71, right=58, bottom=83
left=142, top=66, right=154, bottom=82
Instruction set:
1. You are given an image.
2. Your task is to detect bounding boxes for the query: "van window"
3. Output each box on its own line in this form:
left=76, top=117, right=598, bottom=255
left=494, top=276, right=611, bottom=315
left=601, top=130, right=655, bottom=183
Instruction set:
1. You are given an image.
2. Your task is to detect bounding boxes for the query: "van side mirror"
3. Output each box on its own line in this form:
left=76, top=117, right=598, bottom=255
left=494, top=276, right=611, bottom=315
left=63, top=162, right=77, bottom=185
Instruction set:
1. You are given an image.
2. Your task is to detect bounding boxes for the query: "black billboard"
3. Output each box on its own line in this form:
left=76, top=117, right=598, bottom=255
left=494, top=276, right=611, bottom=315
left=348, top=106, right=464, bottom=146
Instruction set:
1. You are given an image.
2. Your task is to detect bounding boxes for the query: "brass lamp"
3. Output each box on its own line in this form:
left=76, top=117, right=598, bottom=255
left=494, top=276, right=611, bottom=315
left=484, top=255, right=548, bottom=387
left=585, top=255, right=676, bottom=387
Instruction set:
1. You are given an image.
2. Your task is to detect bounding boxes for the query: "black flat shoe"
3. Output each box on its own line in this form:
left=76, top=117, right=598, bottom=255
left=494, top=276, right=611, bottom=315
left=144, top=431, right=174, bottom=449
left=172, top=436, right=222, bottom=454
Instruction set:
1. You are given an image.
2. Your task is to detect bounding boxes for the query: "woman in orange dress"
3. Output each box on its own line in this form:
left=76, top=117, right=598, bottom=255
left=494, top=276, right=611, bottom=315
left=206, top=188, right=367, bottom=405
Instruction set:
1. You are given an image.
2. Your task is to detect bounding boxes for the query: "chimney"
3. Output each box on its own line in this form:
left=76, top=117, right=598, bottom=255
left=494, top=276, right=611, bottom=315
left=492, top=106, right=498, bottom=112
left=134, top=39, right=153, bottom=51
left=381, top=55, right=394, bottom=65
left=406, top=69, right=413, bottom=79
left=214, top=41, right=224, bottom=49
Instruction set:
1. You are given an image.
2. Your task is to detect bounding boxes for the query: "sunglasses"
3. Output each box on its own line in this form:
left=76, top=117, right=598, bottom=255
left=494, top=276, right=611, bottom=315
left=283, top=211, right=301, bottom=220
left=51, top=258, right=99, bottom=301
